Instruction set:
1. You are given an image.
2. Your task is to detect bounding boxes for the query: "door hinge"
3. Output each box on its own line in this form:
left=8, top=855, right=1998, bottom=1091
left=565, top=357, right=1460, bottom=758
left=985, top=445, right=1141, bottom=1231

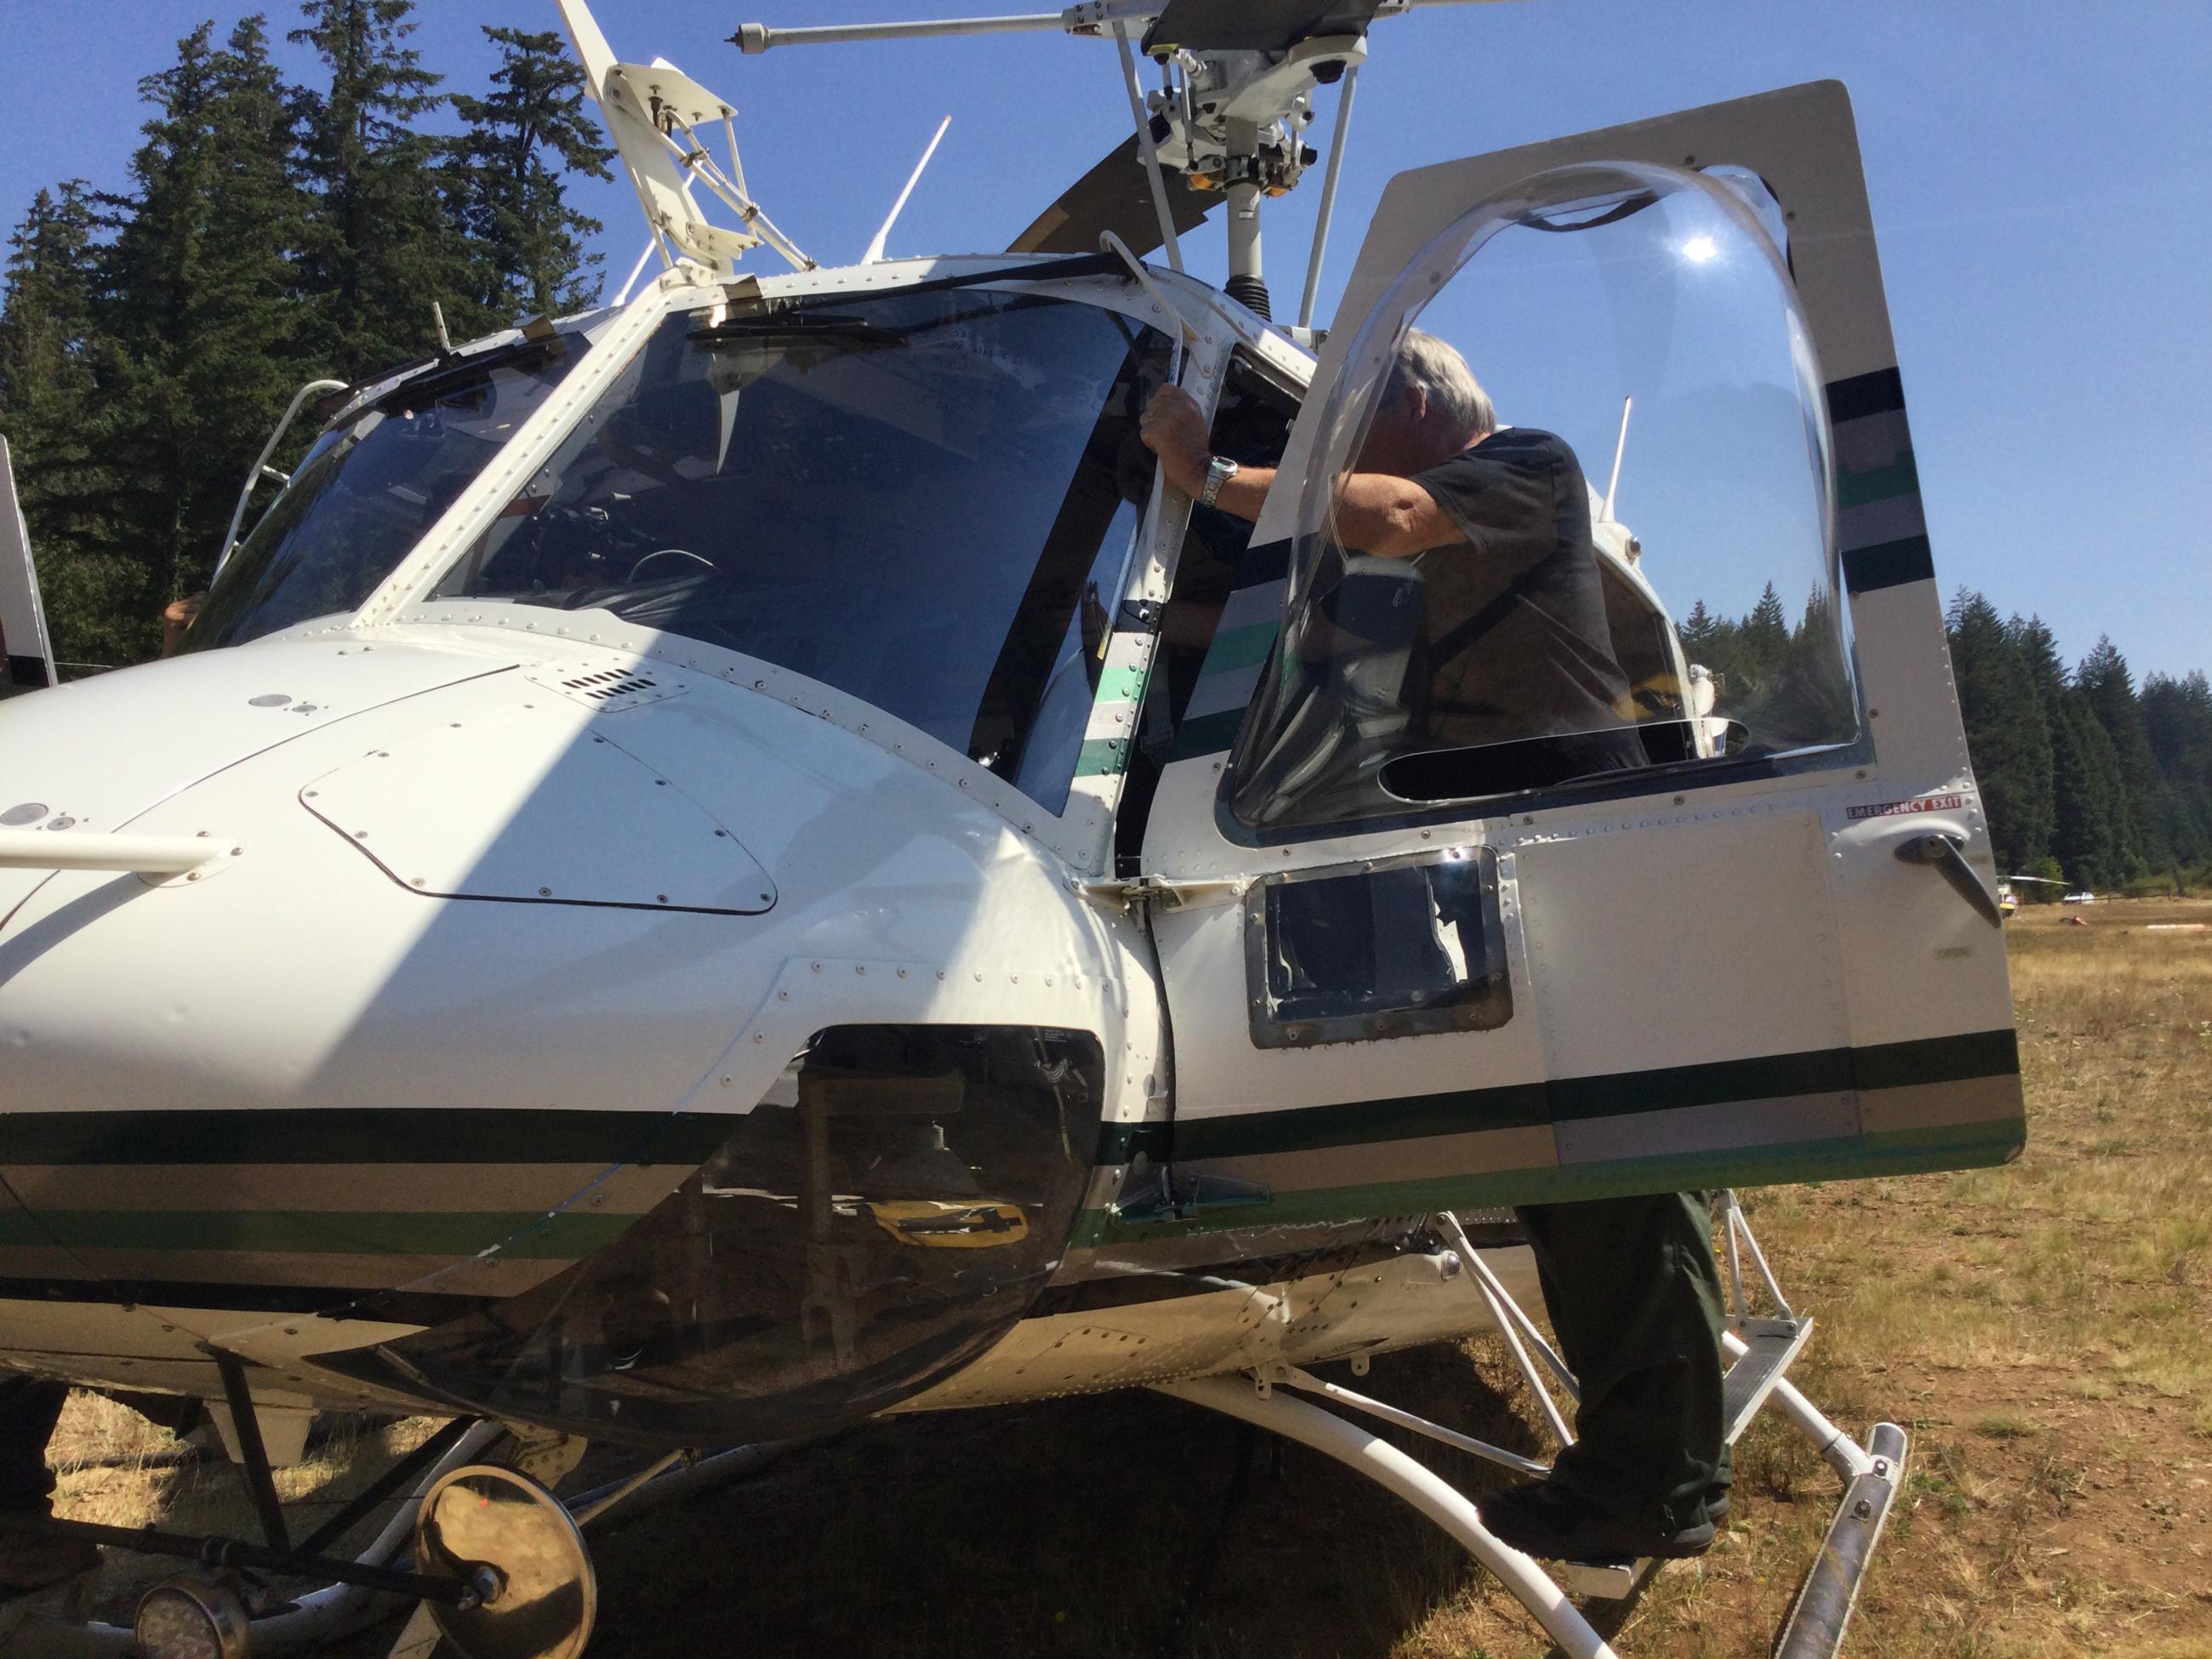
left=1079, top=873, right=1248, bottom=914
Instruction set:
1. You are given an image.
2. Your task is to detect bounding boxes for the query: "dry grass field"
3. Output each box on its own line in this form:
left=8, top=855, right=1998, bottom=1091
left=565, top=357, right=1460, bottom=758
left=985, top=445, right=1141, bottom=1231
left=43, top=896, right=2212, bottom=1657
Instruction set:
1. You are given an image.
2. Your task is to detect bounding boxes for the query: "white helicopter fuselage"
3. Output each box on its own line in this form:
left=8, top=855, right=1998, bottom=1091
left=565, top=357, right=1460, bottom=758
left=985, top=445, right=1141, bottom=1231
left=0, top=76, right=2028, bottom=1459
left=0, top=257, right=1539, bottom=1445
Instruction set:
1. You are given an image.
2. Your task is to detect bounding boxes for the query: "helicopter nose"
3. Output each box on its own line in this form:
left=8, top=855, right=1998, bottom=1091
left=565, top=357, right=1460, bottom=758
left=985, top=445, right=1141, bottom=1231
left=0, top=642, right=1132, bottom=1433
left=0, top=665, right=790, bottom=1320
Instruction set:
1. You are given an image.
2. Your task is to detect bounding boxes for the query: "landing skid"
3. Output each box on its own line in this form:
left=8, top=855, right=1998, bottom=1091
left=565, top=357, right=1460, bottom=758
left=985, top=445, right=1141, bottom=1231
left=1154, top=1193, right=1907, bottom=1659
left=0, top=1382, right=794, bottom=1659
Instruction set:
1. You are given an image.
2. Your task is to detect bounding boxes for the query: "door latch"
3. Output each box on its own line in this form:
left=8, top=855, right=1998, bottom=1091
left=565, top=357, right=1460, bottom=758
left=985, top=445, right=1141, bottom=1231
left=1895, top=832, right=2004, bottom=929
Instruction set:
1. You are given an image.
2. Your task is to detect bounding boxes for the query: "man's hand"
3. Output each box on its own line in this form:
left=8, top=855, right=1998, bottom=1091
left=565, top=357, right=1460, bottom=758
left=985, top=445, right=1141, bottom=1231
left=161, top=592, right=204, bottom=657
left=1138, top=384, right=1212, bottom=498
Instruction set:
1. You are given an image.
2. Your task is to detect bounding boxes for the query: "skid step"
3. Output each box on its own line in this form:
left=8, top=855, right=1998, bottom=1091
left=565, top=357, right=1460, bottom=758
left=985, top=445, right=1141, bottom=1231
left=1559, top=1318, right=1814, bottom=1601
left=1724, top=1317, right=1814, bottom=1444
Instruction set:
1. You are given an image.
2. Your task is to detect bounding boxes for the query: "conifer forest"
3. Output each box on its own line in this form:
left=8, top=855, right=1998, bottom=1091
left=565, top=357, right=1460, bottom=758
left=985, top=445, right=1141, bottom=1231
left=3, top=5, right=2204, bottom=897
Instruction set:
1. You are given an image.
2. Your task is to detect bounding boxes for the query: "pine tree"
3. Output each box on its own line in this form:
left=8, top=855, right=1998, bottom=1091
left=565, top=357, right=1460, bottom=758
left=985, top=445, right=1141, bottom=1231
left=2012, top=618, right=2112, bottom=890
left=0, top=183, right=144, bottom=666
left=1739, top=581, right=1788, bottom=681
left=448, top=26, right=613, bottom=324
left=1946, top=590, right=2052, bottom=872
left=2142, top=670, right=2212, bottom=870
left=2076, top=636, right=2173, bottom=878
left=102, top=18, right=315, bottom=613
left=291, top=0, right=472, bottom=375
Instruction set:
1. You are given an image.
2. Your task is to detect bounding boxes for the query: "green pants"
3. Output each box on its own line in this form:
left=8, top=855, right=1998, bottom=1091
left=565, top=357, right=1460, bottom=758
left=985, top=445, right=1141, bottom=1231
left=1512, top=1192, right=1729, bottom=1535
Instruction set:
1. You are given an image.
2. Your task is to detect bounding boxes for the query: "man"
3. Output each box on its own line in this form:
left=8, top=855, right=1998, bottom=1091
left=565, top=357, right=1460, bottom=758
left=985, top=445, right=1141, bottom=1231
left=0, top=1376, right=97, bottom=1593
left=1139, top=330, right=1729, bottom=1565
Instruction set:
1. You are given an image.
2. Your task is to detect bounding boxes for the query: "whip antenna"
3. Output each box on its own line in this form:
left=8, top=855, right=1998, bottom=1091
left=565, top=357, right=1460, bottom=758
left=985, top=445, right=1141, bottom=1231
left=864, top=116, right=952, bottom=264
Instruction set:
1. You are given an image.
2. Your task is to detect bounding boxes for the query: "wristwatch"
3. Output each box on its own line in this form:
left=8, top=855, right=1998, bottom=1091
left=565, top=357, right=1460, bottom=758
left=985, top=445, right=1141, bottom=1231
left=1199, top=453, right=1240, bottom=508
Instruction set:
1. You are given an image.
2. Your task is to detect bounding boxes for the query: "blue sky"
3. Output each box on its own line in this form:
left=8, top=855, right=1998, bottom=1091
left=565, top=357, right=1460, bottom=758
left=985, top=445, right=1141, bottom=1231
left=3, top=1, right=2207, bottom=679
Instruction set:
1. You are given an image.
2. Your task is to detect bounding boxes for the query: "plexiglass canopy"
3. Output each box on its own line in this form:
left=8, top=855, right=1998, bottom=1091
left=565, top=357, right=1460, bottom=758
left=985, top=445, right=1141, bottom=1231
left=1232, top=162, right=1856, bottom=830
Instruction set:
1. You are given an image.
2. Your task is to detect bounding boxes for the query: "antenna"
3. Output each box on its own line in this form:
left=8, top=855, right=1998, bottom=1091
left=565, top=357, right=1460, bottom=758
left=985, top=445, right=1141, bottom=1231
left=1602, top=394, right=1633, bottom=522
left=863, top=116, right=952, bottom=264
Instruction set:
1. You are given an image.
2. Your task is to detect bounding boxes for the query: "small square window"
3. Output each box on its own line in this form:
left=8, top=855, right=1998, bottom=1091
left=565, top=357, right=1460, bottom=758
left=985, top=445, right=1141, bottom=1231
left=1246, top=847, right=1511, bottom=1048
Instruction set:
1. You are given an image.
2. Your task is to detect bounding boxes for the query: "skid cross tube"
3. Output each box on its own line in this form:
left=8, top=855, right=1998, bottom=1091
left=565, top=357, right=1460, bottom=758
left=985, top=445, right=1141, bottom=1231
left=1147, top=1194, right=1907, bottom=1654
left=1154, top=1372, right=1621, bottom=1659
left=0, top=1511, right=470, bottom=1606
left=297, top=1417, right=478, bottom=1559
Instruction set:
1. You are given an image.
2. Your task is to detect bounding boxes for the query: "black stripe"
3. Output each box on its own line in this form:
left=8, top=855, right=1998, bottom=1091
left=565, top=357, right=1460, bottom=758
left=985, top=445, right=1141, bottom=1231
left=1843, top=535, right=1936, bottom=593
left=1826, top=367, right=1906, bottom=424
left=1852, top=1028, right=2018, bottom=1092
left=1100, top=1029, right=2019, bottom=1165
left=1232, top=535, right=1291, bottom=589
left=4, top=654, right=49, bottom=690
left=0, top=1108, right=742, bottom=1167
left=1095, top=1120, right=1175, bottom=1166
left=1549, top=1049, right=1855, bottom=1120
left=1167, top=706, right=1246, bottom=761
left=0, top=1276, right=490, bottom=1325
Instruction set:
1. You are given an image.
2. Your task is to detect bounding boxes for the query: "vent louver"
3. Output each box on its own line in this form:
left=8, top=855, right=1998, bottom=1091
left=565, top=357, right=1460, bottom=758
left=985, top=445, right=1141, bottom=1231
left=526, top=660, right=688, bottom=713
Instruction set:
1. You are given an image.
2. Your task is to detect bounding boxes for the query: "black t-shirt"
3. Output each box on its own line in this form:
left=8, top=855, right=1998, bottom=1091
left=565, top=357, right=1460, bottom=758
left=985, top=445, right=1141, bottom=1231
left=1405, top=427, right=1630, bottom=751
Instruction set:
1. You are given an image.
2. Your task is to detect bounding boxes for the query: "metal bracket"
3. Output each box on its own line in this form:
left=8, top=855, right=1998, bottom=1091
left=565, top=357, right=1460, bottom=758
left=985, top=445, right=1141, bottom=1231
left=1109, top=1165, right=1271, bottom=1223
left=1080, top=872, right=1247, bottom=913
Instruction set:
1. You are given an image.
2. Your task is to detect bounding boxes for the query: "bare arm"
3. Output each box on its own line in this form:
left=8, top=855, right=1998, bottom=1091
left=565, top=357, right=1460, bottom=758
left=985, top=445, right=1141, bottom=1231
left=1137, top=385, right=1464, bottom=558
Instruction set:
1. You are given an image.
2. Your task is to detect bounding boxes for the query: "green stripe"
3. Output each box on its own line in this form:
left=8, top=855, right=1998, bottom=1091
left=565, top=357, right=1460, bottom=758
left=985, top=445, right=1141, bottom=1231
left=0, top=1206, right=642, bottom=1261
left=0, top=1109, right=740, bottom=1168
left=1094, top=663, right=1148, bottom=704
left=1835, top=452, right=1919, bottom=508
left=1094, top=1030, right=2021, bottom=1163
left=1076, top=1117, right=2025, bottom=1246
left=1194, top=621, right=1278, bottom=676
left=1075, top=736, right=1128, bottom=776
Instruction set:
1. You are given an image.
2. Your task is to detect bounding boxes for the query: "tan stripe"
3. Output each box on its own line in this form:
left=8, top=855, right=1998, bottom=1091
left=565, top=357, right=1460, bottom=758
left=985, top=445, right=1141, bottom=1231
left=0, top=1245, right=569, bottom=1298
left=1177, top=1124, right=1557, bottom=1194
left=0, top=1163, right=681, bottom=1215
left=1554, top=1093, right=1859, bottom=1166
left=1856, top=1074, right=2025, bottom=1137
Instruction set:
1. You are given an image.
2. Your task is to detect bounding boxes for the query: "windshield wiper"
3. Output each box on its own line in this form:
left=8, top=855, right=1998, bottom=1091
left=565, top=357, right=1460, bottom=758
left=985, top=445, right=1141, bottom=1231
left=693, top=250, right=1136, bottom=350
left=373, top=334, right=567, bottom=413
left=688, top=311, right=907, bottom=348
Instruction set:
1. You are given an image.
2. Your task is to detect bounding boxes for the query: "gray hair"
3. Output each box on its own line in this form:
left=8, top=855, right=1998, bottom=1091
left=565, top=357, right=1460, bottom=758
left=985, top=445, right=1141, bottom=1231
left=1385, top=328, right=1496, bottom=442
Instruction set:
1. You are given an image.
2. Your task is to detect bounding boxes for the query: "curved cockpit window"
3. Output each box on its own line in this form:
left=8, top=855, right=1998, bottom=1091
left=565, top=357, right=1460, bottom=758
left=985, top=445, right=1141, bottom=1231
left=1230, top=162, right=1856, bottom=831
left=181, top=335, right=583, bottom=653
left=435, top=289, right=1170, bottom=818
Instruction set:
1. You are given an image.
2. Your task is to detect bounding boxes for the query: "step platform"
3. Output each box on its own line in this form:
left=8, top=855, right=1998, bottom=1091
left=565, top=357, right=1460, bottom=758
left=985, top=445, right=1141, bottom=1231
left=1558, top=1317, right=1813, bottom=1600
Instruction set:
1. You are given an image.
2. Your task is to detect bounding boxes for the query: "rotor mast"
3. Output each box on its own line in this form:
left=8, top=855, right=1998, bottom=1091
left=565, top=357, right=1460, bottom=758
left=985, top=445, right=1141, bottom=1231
left=727, top=3, right=1501, bottom=318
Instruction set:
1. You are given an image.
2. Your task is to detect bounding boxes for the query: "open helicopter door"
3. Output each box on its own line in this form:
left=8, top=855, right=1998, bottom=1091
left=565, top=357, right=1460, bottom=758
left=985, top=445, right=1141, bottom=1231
left=1118, top=82, right=2022, bottom=1243
left=0, top=436, right=55, bottom=692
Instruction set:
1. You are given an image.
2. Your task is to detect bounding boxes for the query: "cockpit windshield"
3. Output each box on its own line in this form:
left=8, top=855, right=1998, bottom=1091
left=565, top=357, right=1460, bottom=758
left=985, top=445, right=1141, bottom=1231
left=182, top=336, right=582, bottom=653
left=435, top=288, right=1170, bottom=817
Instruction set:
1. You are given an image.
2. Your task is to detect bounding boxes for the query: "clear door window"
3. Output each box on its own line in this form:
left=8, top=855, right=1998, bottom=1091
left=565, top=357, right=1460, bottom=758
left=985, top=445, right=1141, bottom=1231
left=1232, top=162, right=1856, bottom=831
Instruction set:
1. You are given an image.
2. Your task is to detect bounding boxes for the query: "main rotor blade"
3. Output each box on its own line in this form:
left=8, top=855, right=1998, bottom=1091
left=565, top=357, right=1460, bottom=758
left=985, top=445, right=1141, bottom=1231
left=1139, top=0, right=1387, bottom=53
left=1008, top=127, right=1217, bottom=258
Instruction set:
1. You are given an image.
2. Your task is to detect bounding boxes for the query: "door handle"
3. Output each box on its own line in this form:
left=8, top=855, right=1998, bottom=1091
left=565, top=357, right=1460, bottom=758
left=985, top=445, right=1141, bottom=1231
left=1894, top=833, right=2003, bottom=929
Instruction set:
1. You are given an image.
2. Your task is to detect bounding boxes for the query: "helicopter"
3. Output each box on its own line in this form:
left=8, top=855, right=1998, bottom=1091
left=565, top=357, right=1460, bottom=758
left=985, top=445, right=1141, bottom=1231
left=0, top=2, right=2025, bottom=1656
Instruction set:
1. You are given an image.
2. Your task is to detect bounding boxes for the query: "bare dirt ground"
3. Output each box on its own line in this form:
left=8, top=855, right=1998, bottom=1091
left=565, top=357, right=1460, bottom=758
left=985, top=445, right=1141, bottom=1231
left=47, top=897, right=2212, bottom=1657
